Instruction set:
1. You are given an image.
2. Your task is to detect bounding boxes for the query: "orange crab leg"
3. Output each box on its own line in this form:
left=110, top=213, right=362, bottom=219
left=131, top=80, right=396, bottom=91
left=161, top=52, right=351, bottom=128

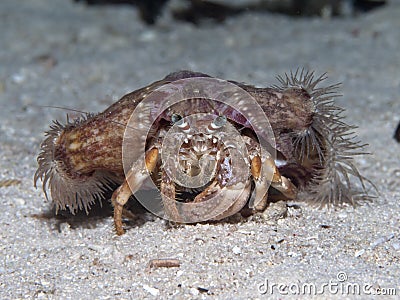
left=112, top=147, right=158, bottom=235
left=251, top=153, right=297, bottom=211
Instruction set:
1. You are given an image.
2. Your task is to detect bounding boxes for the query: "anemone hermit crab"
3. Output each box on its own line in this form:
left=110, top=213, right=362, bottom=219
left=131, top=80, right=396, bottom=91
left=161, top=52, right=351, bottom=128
left=34, top=70, right=374, bottom=235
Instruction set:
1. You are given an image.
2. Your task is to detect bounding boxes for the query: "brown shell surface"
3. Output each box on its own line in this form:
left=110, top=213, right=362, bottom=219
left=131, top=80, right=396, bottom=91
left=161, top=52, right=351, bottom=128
left=55, top=72, right=314, bottom=181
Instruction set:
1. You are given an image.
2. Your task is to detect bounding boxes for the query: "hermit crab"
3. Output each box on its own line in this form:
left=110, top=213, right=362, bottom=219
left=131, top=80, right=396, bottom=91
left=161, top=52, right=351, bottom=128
left=34, top=70, right=374, bottom=235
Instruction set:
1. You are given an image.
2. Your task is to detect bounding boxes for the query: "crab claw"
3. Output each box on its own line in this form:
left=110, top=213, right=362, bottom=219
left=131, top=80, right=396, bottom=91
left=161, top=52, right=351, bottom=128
left=174, top=179, right=252, bottom=222
left=210, top=180, right=252, bottom=220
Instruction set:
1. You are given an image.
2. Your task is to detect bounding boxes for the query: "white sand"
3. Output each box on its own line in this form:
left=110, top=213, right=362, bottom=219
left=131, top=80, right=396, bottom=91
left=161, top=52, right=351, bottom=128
left=0, top=0, right=399, bottom=298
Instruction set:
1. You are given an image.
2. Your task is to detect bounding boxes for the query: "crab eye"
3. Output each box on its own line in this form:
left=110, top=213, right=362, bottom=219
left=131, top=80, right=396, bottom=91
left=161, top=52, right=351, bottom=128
left=206, top=115, right=226, bottom=133
left=171, top=113, right=183, bottom=124
left=212, top=115, right=227, bottom=128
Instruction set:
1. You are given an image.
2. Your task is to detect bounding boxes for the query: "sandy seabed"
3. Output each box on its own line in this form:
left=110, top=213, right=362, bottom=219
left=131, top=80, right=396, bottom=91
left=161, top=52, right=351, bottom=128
left=0, top=0, right=399, bottom=299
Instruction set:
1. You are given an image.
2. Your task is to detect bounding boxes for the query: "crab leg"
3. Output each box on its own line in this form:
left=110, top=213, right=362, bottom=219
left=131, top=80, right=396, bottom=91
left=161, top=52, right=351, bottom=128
left=160, top=170, right=182, bottom=223
left=271, top=175, right=297, bottom=199
left=251, top=154, right=298, bottom=211
left=251, top=154, right=277, bottom=211
left=112, top=147, right=158, bottom=235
